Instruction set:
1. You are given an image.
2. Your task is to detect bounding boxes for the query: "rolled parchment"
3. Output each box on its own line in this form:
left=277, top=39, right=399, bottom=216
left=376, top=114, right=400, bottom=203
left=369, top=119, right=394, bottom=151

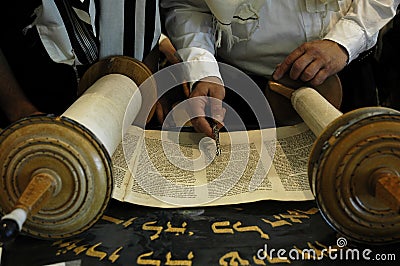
left=291, top=87, right=342, bottom=137
left=63, top=73, right=142, bottom=155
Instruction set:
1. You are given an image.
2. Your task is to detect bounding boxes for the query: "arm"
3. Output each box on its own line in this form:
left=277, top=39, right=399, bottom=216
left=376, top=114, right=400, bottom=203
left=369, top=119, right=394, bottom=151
left=161, top=0, right=220, bottom=80
left=325, top=0, right=400, bottom=63
left=161, top=0, right=225, bottom=137
left=0, top=48, right=40, bottom=123
left=273, top=0, right=400, bottom=86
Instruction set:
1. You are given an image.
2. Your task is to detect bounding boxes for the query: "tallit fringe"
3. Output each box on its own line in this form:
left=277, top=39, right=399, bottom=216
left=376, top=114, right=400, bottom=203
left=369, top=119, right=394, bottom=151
left=215, top=22, right=235, bottom=51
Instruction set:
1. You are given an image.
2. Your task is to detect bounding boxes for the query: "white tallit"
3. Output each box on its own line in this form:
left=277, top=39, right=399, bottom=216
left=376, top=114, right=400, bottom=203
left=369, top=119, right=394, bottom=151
left=204, top=0, right=341, bottom=49
left=204, top=0, right=265, bottom=49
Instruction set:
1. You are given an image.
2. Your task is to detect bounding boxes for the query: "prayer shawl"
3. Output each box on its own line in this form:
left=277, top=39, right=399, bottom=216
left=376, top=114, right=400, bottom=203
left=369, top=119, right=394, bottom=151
left=204, top=0, right=340, bottom=49
left=29, top=0, right=160, bottom=65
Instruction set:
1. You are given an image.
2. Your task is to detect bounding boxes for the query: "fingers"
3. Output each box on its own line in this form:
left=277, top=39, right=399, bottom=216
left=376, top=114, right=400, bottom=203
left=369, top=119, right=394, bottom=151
left=296, top=60, right=320, bottom=82
left=213, top=108, right=226, bottom=130
left=208, top=96, right=226, bottom=128
left=189, top=97, right=226, bottom=138
left=188, top=79, right=226, bottom=137
left=308, top=68, right=329, bottom=87
left=273, top=40, right=348, bottom=86
left=159, top=38, right=181, bottom=65
left=208, top=84, right=225, bottom=123
left=191, top=117, right=213, bottom=138
left=156, top=98, right=177, bottom=128
left=273, top=46, right=305, bottom=80
left=289, top=54, right=314, bottom=81
left=187, top=95, right=211, bottom=137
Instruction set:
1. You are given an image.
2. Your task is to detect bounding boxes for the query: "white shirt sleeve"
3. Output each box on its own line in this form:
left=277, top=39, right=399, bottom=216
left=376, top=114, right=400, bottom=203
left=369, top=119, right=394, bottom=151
left=161, top=0, right=222, bottom=85
left=324, top=0, right=400, bottom=63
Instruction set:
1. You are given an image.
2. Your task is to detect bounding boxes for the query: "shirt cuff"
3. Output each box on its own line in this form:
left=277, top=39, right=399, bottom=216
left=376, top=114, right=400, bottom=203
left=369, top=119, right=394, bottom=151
left=324, top=19, right=368, bottom=63
left=176, top=47, right=222, bottom=90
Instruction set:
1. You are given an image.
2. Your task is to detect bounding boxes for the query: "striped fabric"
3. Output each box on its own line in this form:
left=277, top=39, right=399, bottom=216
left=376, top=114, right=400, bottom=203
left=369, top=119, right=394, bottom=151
left=54, top=0, right=99, bottom=65
left=99, top=0, right=160, bottom=61
left=42, top=0, right=160, bottom=65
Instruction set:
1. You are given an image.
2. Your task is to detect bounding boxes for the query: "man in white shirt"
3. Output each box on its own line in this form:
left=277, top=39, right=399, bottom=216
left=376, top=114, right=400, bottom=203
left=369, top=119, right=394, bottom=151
left=161, top=0, right=400, bottom=135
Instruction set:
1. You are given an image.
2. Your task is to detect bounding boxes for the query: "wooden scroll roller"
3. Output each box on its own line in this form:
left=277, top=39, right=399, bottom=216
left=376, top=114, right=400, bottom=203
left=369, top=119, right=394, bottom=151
left=264, top=74, right=342, bottom=126
left=269, top=78, right=400, bottom=244
left=0, top=56, right=155, bottom=242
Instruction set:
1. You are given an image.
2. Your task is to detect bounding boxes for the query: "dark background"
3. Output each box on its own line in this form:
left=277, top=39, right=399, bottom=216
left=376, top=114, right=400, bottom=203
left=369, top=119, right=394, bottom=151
left=1, top=199, right=399, bottom=266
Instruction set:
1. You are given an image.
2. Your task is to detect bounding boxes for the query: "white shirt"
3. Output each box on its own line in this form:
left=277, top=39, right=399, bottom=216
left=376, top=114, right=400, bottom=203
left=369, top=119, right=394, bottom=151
left=161, top=0, right=400, bottom=82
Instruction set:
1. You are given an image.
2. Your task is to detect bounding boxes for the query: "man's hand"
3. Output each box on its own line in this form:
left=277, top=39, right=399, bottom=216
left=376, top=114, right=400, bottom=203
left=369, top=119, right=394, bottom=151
left=189, top=76, right=225, bottom=138
left=159, top=36, right=181, bottom=65
left=155, top=84, right=188, bottom=127
left=273, top=39, right=348, bottom=86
